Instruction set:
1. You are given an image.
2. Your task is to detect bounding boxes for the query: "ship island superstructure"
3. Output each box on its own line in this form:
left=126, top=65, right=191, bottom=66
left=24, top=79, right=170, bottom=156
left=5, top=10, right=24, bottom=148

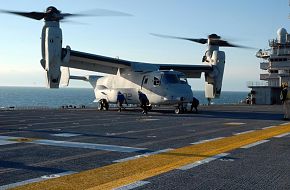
left=249, top=28, right=290, bottom=104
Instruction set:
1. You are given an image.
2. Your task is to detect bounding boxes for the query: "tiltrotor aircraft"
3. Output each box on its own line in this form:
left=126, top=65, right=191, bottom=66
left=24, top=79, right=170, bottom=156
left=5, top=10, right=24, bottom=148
left=2, top=6, right=245, bottom=114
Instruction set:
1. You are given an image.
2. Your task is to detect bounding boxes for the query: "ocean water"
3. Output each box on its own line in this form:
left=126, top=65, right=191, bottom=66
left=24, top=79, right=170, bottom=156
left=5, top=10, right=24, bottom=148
left=0, top=87, right=95, bottom=108
left=0, top=87, right=248, bottom=108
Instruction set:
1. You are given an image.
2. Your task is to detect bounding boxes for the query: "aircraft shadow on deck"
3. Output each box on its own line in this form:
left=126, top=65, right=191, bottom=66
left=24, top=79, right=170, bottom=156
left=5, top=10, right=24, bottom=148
left=128, top=108, right=283, bottom=121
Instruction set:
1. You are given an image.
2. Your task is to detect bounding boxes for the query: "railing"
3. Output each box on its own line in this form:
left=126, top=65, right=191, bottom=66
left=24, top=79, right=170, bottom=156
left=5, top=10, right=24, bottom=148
left=260, top=73, right=280, bottom=80
left=270, top=61, right=290, bottom=69
left=269, top=39, right=278, bottom=47
left=260, top=62, right=269, bottom=70
left=247, top=81, right=268, bottom=87
left=260, top=74, right=270, bottom=80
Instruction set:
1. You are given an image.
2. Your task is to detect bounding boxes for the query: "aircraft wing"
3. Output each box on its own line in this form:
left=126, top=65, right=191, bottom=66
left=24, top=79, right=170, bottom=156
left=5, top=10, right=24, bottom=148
left=61, top=48, right=212, bottom=78
left=157, top=64, right=213, bottom=78
left=61, top=49, right=132, bottom=75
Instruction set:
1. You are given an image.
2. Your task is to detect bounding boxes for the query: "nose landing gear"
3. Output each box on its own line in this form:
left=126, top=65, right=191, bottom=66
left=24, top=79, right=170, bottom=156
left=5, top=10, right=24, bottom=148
left=174, top=97, right=188, bottom=114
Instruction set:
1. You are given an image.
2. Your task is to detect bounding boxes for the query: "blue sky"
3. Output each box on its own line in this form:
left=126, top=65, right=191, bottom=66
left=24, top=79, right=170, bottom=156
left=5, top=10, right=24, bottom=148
left=0, top=0, right=288, bottom=91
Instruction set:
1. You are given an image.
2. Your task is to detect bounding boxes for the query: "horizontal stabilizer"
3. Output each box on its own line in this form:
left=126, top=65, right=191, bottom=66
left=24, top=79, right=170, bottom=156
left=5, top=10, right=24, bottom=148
left=70, top=75, right=103, bottom=88
left=70, top=75, right=88, bottom=81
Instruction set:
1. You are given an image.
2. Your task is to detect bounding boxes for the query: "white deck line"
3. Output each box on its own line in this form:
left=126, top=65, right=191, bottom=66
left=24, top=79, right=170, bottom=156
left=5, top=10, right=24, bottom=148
left=0, top=136, right=16, bottom=140
left=240, top=140, right=270, bottom=149
left=190, top=137, right=224, bottom=145
left=274, top=132, right=290, bottom=138
left=262, top=126, right=277, bottom=129
left=224, top=122, right=246, bottom=125
left=139, top=118, right=160, bottom=121
left=51, top=133, right=82, bottom=137
left=113, top=148, right=173, bottom=163
left=0, top=135, right=146, bottom=153
left=31, top=139, right=147, bottom=153
left=113, top=181, right=150, bottom=190
left=0, top=171, right=76, bottom=190
left=234, top=130, right=256, bottom=135
left=178, top=153, right=229, bottom=171
left=0, top=140, right=19, bottom=146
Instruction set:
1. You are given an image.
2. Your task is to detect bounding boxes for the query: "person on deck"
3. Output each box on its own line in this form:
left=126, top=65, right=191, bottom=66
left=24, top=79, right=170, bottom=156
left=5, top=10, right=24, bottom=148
left=280, top=82, right=290, bottom=120
left=138, top=91, right=149, bottom=114
left=190, top=97, right=200, bottom=113
left=116, top=91, right=127, bottom=112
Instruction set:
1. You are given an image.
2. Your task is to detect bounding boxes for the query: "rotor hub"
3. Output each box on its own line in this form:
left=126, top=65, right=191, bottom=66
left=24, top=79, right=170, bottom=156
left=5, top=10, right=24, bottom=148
left=44, top=6, right=62, bottom=21
left=208, top=34, right=221, bottom=40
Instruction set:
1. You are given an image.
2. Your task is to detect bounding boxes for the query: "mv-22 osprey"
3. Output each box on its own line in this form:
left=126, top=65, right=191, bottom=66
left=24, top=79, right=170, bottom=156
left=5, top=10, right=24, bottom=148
left=2, top=6, right=245, bottom=114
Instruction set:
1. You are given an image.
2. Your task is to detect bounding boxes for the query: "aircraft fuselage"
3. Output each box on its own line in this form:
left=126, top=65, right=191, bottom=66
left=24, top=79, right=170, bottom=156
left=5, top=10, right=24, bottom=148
left=94, top=70, right=193, bottom=105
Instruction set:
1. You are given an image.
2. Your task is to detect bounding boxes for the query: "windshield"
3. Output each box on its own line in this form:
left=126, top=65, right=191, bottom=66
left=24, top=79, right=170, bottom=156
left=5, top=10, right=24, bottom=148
left=162, top=74, right=179, bottom=84
left=162, top=73, right=188, bottom=84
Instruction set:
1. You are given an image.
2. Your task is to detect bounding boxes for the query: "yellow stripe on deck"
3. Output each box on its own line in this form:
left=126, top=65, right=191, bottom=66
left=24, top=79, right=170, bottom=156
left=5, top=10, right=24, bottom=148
left=13, top=124, right=290, bottom=190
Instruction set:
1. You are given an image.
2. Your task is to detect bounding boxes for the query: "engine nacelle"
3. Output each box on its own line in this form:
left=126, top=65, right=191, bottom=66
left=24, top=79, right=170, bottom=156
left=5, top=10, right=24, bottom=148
left=43, top=24, right=62, bottom=88
left=205, top=50, right=225, bottom=98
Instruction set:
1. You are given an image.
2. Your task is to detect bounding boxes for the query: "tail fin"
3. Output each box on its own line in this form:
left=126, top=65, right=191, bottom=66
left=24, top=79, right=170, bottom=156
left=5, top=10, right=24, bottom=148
left=60, top=67, right=70, bottom=87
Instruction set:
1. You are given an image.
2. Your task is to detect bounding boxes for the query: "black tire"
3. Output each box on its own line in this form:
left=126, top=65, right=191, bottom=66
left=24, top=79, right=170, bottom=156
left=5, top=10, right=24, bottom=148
left=175, top=108, right=181, bottom=114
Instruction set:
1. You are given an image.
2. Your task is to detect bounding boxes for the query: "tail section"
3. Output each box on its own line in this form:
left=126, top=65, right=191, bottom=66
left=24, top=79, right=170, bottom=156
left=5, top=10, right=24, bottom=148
left=69, top=75, right=103, bottom=88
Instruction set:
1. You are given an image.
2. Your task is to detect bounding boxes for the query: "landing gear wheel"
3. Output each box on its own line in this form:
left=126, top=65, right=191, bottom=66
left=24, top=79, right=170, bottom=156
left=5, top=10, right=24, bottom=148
left=98, top=102, right=103, bottom=110
left=174, top=107, right=185, bottom=114
left=174, top=107, right=181, bottom=114
left=147, top=105, right=152, bottom=111
left=175, top=103, right=186, bottom=114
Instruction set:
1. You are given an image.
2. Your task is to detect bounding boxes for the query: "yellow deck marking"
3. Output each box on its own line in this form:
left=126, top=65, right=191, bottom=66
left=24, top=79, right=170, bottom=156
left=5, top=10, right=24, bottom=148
left=8, top=137, right=39, bottom=143
left=12, top=124, right=290, bottom=190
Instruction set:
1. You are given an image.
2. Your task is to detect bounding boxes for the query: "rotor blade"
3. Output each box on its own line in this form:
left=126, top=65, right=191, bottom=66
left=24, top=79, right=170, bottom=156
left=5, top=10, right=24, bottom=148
left=59, top=13, right=86, bottom=21
left=58, top=9, right=131, bottom=21
left=61, top=8, right=132, bottom=19
left=210, top=39, right=254, bottom=49
left=60, top=19, right=88, bottom=25
left=87, top=8, right=132, bottom=17
left=210, top=39, right=236, bottom=47
left=0, top=10, right=45, bottom=20
left=151, top=33, right=208, bottom=44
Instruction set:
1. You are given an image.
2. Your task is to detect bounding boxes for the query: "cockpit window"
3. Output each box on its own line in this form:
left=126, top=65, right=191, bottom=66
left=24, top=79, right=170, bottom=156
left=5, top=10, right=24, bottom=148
left=162, top=73, right=188, bottom=84
left=162, top=74, right=179, bottom=84
left=153, top=76, right=160, bottom=86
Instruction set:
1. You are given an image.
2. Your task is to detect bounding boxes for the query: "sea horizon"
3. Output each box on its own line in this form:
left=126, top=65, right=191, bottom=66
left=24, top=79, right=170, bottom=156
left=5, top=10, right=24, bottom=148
left=0, top=86, right=248, bottom=108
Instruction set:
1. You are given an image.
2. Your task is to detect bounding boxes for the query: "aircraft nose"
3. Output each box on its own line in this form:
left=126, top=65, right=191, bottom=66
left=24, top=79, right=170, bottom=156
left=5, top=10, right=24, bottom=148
left=162, top=95, right=188, bottom=101
left=163, top=85, right=193, bottom=102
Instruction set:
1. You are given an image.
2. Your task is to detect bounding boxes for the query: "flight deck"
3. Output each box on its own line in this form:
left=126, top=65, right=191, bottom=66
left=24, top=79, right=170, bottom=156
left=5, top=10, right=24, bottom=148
left=0, top=105, right=289, bottom=190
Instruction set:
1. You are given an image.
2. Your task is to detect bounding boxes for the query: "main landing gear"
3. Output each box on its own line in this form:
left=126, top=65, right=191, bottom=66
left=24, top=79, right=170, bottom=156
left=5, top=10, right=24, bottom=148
left=98, top=99, right=109, bottom=111
left=174, top=103, right=187, bottom=114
